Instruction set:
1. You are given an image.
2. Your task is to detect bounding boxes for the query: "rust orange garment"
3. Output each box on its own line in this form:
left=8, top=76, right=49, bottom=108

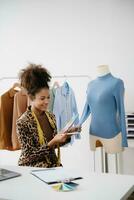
left=11, top=89, right=29, bottom=150
left=0, top=88, right=17, bottom=150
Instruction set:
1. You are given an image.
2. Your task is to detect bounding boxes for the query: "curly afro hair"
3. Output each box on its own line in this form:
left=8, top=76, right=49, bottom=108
left=19, top=63, right=52, bottom=96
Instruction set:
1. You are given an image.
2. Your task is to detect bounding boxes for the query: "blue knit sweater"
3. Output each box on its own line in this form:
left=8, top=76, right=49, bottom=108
left=79, top=73, right=128, bottom=147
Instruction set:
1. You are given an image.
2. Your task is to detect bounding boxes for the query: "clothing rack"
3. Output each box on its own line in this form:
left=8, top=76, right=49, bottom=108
left=0, top=75, right=91, bottom=81
left=0, top=77, right=18, bottom=81
left=52, top=75, right=91, bottom=79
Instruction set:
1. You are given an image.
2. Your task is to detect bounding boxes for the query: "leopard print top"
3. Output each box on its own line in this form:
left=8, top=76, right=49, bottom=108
left=16, top=106, right=60, bottom=168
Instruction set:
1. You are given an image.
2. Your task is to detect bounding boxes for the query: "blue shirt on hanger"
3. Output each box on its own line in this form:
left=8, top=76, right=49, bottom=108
left=53, top=81, right=79, bottom=141
left=79, top=73, right=128, bottom=147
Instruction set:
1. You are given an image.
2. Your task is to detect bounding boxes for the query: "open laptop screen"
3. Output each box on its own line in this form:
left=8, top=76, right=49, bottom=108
left=0, top=168, right=21, bottom=181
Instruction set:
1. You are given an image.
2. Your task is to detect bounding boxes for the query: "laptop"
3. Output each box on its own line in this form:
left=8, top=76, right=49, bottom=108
left=0, top=168, right=21, bottom=181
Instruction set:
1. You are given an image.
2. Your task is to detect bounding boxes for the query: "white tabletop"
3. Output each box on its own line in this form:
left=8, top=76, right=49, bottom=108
left=0, top=165, right=134, bottom=200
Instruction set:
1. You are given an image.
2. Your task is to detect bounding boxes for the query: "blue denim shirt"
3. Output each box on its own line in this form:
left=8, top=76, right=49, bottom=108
left=53, top=81, right=80, bottom=143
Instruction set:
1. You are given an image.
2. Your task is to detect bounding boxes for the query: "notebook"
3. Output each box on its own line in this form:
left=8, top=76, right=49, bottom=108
left=0, top=168, right=21, bottom=181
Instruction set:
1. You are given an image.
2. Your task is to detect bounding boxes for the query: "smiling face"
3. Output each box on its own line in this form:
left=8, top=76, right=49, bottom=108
left=31, top=87, right=50, bottom=112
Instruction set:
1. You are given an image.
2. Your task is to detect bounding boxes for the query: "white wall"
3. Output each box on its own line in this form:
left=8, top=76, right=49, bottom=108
left=0, top=0, right=134, bottom=110
left=0, top=0, right=134, bottom=174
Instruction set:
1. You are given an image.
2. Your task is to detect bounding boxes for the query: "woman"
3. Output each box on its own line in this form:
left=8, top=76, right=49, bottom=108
left=16, top=64, right=80, bottom=168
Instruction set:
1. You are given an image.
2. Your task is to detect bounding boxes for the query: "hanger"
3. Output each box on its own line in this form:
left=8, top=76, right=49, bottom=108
left=12, top=82, right=21, bottom=91
left=53, top=81, right=60, bottom=88
left=63, top=75, right=67, bottom=83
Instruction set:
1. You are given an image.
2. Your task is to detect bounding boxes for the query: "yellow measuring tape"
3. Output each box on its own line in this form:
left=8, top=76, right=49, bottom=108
left=32, top=110, right=61, bottom=166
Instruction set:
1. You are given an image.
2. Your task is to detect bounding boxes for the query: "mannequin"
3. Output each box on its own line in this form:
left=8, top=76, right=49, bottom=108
left=79, top=65, right=128, bottom=154
left=97, top=64, right=110, bottom=77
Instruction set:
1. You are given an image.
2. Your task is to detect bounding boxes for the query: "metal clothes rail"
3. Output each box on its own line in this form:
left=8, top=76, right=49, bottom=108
left=0, top=75, right=91, bottom=81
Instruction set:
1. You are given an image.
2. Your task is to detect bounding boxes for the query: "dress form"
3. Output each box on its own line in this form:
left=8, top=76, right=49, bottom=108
left=97, top=65, right=110, bottom=77
left=90, top=65, right=123, bottom=154
left=79, top=64, right=127, bottom=172
left=92, top=65, right=123, bottom=173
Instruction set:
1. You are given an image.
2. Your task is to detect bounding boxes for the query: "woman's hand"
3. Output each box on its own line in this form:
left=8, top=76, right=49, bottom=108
left=65, top=126, right=82, bottom=136
left=67, top=126, right=82, bottom=133
left=53, top=133, right=68, bottom=143
left=48, top=133, right=68, bottom=147
left=48, top=126, right=82, bottom=148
